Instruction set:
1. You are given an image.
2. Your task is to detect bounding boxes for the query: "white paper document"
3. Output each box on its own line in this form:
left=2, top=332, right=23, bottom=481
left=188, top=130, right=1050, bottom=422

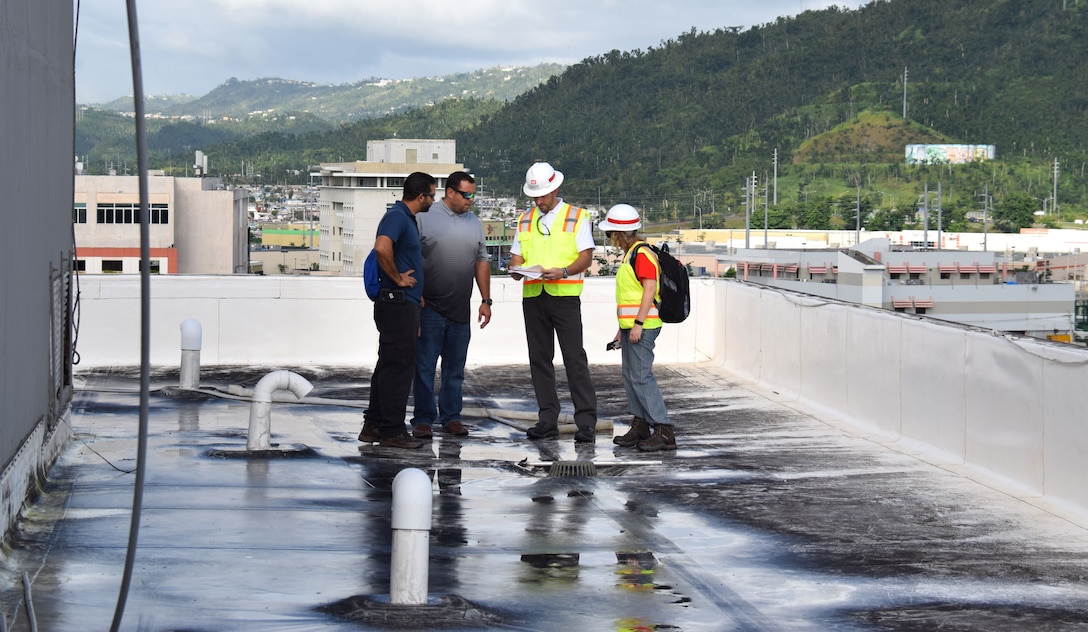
left=509, top=265, right=544, bottom=280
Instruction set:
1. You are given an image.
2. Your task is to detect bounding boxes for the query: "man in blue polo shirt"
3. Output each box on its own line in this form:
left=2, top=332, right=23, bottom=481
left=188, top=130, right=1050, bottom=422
left=358, top=172, right=436, bottom=449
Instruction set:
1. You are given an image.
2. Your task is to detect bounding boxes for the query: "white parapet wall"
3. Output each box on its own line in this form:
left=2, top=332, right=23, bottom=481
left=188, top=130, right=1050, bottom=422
left=719, top=280, right=1088, bottom=521
left=73, top=274, right=1087, bottom=519
left=73, top=275, right=717, bottom=368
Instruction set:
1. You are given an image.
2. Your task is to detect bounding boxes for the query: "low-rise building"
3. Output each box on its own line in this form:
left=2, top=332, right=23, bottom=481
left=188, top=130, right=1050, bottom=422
left=711, top=237, right=1074, bottom=338
left=74, top=175, right=248, bottom=274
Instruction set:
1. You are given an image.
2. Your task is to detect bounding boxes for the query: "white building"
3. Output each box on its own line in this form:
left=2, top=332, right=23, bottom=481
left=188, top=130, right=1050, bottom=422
left=74, top=175, right=249, bottom=274
left=316, top=139, right=463, bottom=275
left=721, top=237, right=1075, bottom=337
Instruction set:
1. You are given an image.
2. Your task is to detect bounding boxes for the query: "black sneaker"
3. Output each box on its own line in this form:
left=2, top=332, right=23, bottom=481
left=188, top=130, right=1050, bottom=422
left=526, top=423, right=559, bottom=439
left=574, top=427, right=596, bottom=443
left=380, top=434, right=426, bottom=449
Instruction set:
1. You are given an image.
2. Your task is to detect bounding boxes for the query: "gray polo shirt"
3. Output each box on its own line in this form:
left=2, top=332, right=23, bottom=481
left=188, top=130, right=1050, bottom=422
left=417, top=198, right=489, bottom=322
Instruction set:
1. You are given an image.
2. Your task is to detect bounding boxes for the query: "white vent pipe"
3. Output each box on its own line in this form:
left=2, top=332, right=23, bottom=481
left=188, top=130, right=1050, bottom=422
left=246, top=370, right=313, bottom=450
left=390, top=468, right=432, bottom=605
left=179, top=319, right=202, bottom=390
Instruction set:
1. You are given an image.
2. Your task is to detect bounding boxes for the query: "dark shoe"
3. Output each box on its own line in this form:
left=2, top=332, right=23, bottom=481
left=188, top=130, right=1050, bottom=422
left=443, top=420, right=469, bottom=436
left=613, top=417, right=650, bottom=447
left=358, top=423, right=379, bottom=443
left=526, top=423, right=559, bottom=440
left=574, top=427, right=596, bottom=443
left=412, top=423, right=433, bottom=439
left=637, top=425, right=677, bottom=452
left=380, top=433, right=426, bottom=449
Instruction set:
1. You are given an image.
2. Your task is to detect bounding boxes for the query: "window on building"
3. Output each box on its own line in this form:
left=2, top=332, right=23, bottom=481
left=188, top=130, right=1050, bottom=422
left=140, top=260, right=161, bottom=274
left=386, top=177, right=404, bottom=189
left=72, top=259, right=86, bottom=272
left=102, top=260, right=123, bottom=273
left=890, top=273, right=901, bottom=280
left=940, top=272, right=950, bottom=280
left=894, top=307, right=907, bottom=313
left=960, top=273, right=971, bottom=280
left=73, top=203, right=87, bottom=223
left=980, top=273, right=991, bottom=280
left=909, top=273, right=921, bottom=280
left=360, top=177, right=378, bottom=187
left=915, top=307, right=928, bottom=315
left=95, top=203, right=169, bottom=224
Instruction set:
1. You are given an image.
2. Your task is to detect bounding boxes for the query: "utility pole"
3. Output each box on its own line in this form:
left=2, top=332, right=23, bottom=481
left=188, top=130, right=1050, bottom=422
left=764, top=181, right=770, bottom=249
left=937, top=182, right=943, bottom=250
left=1053, top=157, right=1060, bottom=216
left=855, top=185, right=861, bottom=247
left=744, top=173, right=756, bottom=249
left=922, top=182, right=929, bottom=250
left=979, top=185, right=990, bottom=252
left=772, top=148, right=779, bottom=206
left=902, top=67, right=909, bottom=119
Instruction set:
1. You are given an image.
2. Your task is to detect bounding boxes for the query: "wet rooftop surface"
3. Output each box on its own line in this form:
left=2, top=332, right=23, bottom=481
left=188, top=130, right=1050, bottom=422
left=2, top=363, right=1088, bottom=631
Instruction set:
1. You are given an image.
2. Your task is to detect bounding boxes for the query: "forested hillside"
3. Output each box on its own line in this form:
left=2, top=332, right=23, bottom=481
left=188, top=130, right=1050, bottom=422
left=80, top=0, right=1088, bottom=230
left=457, top=0, right=1088, bottom=211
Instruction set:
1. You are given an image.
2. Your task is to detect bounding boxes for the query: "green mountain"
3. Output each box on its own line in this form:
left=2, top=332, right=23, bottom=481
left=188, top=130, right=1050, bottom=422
left=456, top=0, right=1088, bottom=208
left=82, top=0, right=1088, bottom=229
left=88, top=64, right=566, bottom=122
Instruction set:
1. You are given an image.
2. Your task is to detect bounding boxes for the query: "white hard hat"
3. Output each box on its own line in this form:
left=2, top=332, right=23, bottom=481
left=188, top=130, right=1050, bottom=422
left=598, top=203, right=642, bottom=232
left=523, top=162, right=564, bottom=197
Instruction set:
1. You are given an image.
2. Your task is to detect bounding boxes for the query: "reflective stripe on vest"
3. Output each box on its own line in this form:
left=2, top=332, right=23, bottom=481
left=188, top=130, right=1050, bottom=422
left=616, top=241, right=662, bottom=329
left=518, top=203, right=586, bottom=298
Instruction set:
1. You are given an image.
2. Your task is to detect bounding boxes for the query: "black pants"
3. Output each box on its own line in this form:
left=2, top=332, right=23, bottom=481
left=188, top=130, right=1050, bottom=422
left=365, top=300, right=421, bottom=438
left=522, top=292, right=598, bottom=431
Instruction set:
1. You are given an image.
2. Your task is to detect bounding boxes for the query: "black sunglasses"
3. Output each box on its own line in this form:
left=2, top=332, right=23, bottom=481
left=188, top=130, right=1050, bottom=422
left=452, top=189, right=476, bottom=201
left=536, top=216, right=550, bottom=236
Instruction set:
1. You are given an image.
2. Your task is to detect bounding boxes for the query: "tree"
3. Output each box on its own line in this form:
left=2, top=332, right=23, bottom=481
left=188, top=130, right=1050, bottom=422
left=868, top=206, right=914, bottom=231
left=993, top=191, right=1037, bottom=232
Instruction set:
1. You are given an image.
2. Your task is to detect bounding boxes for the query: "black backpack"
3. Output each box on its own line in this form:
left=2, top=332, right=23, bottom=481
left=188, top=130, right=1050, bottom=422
left=629, top=242, right=690, bottom=323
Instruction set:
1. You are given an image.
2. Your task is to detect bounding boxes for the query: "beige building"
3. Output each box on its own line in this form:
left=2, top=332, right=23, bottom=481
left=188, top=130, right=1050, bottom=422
left=74, top=175, right=248, bottom=274
left=316, top=139, right=463, bottom=275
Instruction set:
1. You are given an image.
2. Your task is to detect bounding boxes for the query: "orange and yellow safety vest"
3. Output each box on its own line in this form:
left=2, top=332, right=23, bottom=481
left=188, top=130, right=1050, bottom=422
left=516, top=202, right=589, bottom=298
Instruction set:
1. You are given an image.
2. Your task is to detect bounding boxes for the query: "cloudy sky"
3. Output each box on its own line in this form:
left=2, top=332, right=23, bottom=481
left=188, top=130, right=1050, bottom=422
left=74, top=0, right=870, bottom=104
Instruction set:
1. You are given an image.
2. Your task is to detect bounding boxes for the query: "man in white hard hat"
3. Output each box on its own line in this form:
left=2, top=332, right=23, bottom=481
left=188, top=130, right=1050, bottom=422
left=508, top=162, right=599, bottom=442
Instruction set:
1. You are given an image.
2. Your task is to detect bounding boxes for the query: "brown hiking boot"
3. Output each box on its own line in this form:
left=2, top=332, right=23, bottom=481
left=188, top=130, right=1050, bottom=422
left=443, top=420, right=469, bottom=436
left=412, top=423, right=433, bottom=439
left=637, top=424, right=676, bottom=452
left=357, top=423, right=379, bottom=443
left=380, top=433, right=426, bottom=449
left=613, top=417, right=650, bottom=448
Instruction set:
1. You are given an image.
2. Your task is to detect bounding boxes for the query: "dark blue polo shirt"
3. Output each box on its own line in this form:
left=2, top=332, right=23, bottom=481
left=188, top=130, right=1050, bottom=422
left=376, top=201, right=423, bottom=305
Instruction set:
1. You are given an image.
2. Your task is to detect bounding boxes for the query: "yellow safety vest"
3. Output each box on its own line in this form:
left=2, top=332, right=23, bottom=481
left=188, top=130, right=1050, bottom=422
left=516, top=203, right=588, bottom=298
left=616, top=242, right=662, bottom=329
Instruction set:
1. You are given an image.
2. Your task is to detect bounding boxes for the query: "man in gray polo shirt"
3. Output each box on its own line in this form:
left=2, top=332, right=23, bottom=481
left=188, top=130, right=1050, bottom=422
left=410, top=171, right=493, bottom=438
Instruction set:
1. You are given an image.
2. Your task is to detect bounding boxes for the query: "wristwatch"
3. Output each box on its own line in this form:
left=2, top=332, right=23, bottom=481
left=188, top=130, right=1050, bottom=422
left=561, top=267, right=569, bottom=278
left=482, top=298, right=493, bottom=305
